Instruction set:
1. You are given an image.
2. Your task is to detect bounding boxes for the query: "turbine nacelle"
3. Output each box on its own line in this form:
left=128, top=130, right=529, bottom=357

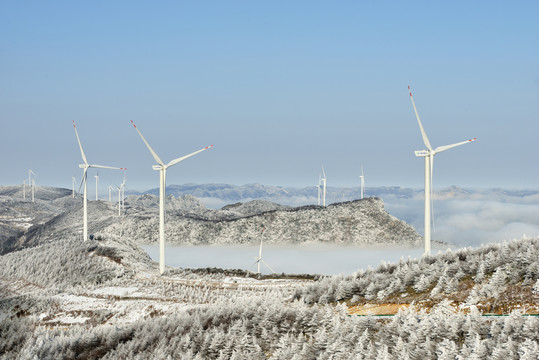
left=414, top=150, right=430, bottom=157
left=153, top=165, right=165, bottom=171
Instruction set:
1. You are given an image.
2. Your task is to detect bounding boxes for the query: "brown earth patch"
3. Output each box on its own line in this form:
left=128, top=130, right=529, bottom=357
left=348, top=303, right=410, bottom=315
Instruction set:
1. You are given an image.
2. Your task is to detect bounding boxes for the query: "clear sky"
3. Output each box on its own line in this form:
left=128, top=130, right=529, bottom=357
left=1, top=1, right=538, bottom=192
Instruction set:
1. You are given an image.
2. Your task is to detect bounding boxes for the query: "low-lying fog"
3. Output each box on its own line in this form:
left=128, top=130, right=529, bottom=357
left=141, top=244, right=433, bottom=275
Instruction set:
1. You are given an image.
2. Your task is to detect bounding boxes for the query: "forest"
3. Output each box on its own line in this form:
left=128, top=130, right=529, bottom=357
left=1, top=232, right=538, bottom=359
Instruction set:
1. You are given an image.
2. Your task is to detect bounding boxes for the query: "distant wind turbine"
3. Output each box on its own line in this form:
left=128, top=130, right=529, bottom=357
left=409, top=86, right=477, bottom=256
left=22, top=180, right=26, bottom=200
left=108, top=185, right=115, bottom=202
left=253, top=226, right=275, bottom=275
left=28, top=169, right=36, bottom=190
left=28, top=169, right=37, bottom=202
left=73, top=121, right=125, bottom=241
left=321, top=166, right=327, bottom=207
left=131, top=120, right=213, bottom=275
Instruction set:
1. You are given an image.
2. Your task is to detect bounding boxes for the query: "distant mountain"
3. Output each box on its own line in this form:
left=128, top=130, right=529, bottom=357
left=134, top=183, right=539, bottom=207
left=135, top=183, right=419, bottom=208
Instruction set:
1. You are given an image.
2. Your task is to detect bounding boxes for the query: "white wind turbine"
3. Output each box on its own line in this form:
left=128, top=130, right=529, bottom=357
left=131, top=120, right=213, bottom=275
left=253, top=226, right=275, bottom=275
left=28, top=169, right=36, bottom=190
left=73, top=121, right=125, bottom=241
left=28, top=169, right=37, bottom=202
left=409, top=86, right=477, bottom=256
left=321, top=166, right=327, bottom=207
left=108, top=185, right=114, bottom=202
left=359, top=166, right=365, bottom=199
left=22, top=180, right=26, bottom=200
left=254, top=240, right=276, bottom=275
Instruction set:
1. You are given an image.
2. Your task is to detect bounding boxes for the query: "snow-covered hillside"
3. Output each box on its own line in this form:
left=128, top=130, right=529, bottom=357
left=1, top=186, right=422, bottom=252
left=114, top=197, right=421, bottom=246
left=1, top=230, right=537, bottom=358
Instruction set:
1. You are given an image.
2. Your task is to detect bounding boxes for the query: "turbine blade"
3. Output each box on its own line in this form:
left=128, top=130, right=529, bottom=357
left=130, top=120, right=165, bottom=166
left=89, top=165, right=126, bottom=170
left=78, top=168, right=87, bottom=193
left=408, top=86, right=433, bottom=152
left=322, top=166, right=326, bottom=179
left=167, top=145, right=214, bottom=168
left=73, top=121, right=89, bottom=165
left=261, top=259, right=276, bottom=274
left=434, top=138, right=477, bottom=154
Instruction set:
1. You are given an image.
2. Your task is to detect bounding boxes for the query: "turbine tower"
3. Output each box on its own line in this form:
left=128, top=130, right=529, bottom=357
left=359, top=166, right=365, bottom=199
left=73, top=121, right=125, bottom=241
left=116, top=185, right=121, bottom=216
left=94, top=174, right=99, bottom=201
left=120, top=172, right=127, bottom=212
left=409, top=86, right=477, bottom=256
left=131, top=120, right=213, bottom=275
left=72, top=176, right=76, bottom=198
left=321, top=166, right=327, bottom=207
left=31, top=179, right=35, bottom=202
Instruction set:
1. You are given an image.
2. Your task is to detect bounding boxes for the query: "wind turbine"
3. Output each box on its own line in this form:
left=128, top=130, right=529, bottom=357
left=22, top=180, right=26, bottom=200
left=253, top=226, right=275, bottom=275
left=131, top=120, right=213, bottom=275
left=28, top=169, right=36, bottom=190
left=359, top=166, right=365, bottom=199
left=321, top=166, right=327, bottom=207
left=409, top=86, right=477, bottom=256
left=73, top=121, right=125, bottom=241
left=108, top=185, right=115, bottom=202
left=94, top=174, right=99, bottom=201
left=28, top=169, right=37, bottom=202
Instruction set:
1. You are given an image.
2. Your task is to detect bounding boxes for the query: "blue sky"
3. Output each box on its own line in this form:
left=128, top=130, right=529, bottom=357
left=1, top=1, right=538, bottom=192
